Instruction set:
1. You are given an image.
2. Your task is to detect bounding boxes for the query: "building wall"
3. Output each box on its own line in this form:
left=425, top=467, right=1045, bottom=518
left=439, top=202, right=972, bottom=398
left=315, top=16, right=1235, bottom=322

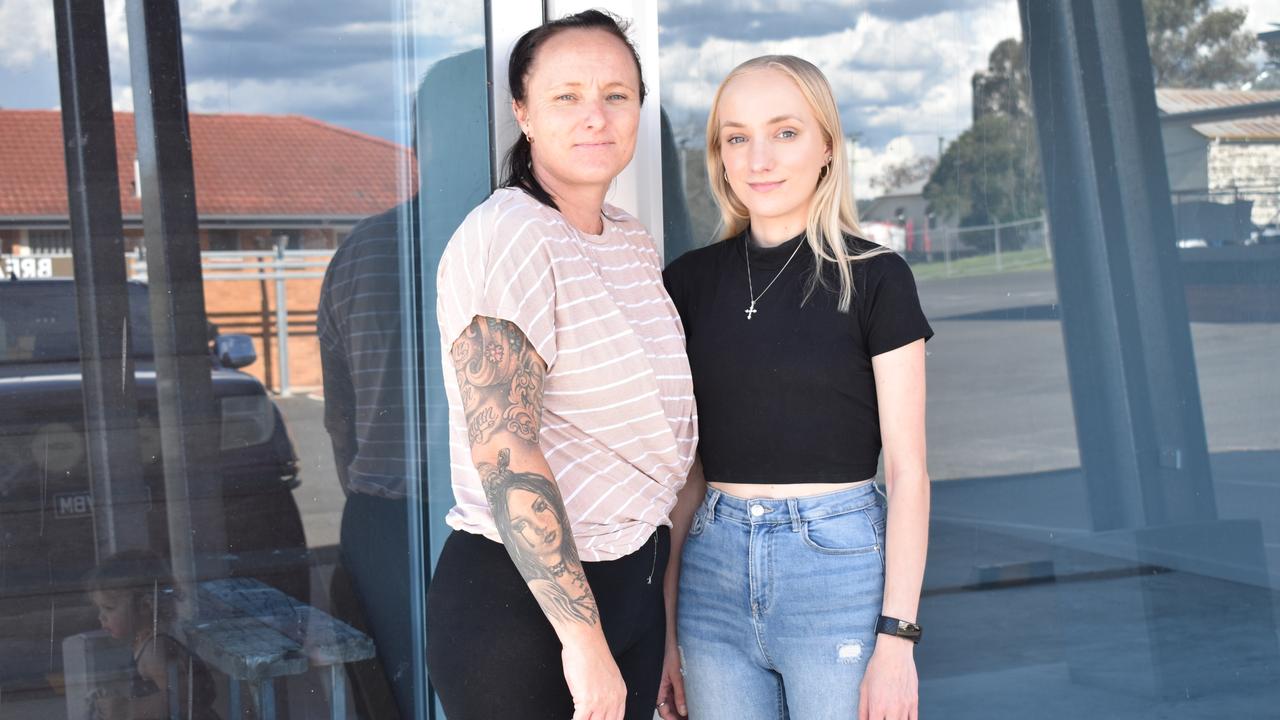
left=1208, top=141, right=1280, bottom=226
left=1160, top=125, right=1209, bottom=193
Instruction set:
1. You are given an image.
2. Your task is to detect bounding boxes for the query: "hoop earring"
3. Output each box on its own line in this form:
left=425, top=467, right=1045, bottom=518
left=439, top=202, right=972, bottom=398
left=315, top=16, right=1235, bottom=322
left=723, top=169, right=729, bottom=183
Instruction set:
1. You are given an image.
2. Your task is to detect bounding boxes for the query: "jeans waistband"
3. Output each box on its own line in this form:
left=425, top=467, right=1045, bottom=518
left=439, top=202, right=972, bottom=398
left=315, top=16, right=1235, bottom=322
left=703, top=481, right=881, bottom=526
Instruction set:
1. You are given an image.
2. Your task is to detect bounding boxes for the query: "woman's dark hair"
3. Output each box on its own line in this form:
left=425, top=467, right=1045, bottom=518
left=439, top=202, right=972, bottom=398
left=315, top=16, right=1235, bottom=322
left=85, top=549, right=182, bottom=623
left=504, top=9, right=647, bottom=209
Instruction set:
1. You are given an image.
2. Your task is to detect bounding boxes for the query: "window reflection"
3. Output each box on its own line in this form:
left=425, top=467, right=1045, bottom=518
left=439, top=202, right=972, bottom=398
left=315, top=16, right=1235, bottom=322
left=0, top=0, right=1276, bottom=716
left=658, top=0, right=1278, bottom=716
left=0, top=0, right=480, bottom=717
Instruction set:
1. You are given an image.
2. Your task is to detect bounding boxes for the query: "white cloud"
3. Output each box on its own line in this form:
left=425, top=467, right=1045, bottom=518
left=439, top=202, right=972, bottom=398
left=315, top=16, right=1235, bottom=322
left=0, top=0, right=54, bottom=70
left=186, top=76, right=374, bottom=115
left=850, top=134, right=936, bottom=199
left=1223, top=0, right=1280, bottom=33
left=660, top=2, right=1020, bottom=158
left=113, top=85, right=134, bottom=112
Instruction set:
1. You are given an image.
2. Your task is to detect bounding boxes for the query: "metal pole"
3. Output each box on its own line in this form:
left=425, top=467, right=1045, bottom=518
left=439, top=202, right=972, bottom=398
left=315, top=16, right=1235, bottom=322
left=994, top=218, right=1003, bottom=272
left=274, top=239, right=291, bottom=396
left=944, top=227, right=952, bottom=276
left=126, top=0, right=227, bottom=593
left=1021, top=0, right=1215, bottom=529
left=52, top=0, right=150, bottom=558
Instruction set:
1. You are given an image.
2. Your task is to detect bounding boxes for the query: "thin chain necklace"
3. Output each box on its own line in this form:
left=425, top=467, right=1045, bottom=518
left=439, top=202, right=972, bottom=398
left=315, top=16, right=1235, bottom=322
left=744, top=235, right=804, bottom=320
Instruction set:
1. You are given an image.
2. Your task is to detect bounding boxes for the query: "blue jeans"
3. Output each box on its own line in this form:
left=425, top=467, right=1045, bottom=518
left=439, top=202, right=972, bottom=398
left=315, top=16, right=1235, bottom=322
left=677, top=483, right=886, bottom=720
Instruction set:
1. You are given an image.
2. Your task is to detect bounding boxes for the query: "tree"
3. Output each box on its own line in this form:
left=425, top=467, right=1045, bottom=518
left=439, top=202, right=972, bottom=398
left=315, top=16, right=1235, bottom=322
left=1144, top=0, right=1258, bottom=88
left=971, top=38, right=1030, bottom=122
left=922, top=114, right=1042, bottom=252
left=926, top=39, right=1043, bottom=251
left=1249, top=27, right=1280, bottom=89
left=870, top=156, right=937, bottom=194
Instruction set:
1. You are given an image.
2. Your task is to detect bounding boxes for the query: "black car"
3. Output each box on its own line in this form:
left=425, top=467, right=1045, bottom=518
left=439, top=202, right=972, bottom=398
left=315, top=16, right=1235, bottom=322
left=0, top=279, right=308, bottom=693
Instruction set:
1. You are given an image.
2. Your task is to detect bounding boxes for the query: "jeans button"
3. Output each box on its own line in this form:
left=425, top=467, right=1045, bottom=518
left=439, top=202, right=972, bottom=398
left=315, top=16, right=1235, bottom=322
left=750, top=504, right=765, bottom=517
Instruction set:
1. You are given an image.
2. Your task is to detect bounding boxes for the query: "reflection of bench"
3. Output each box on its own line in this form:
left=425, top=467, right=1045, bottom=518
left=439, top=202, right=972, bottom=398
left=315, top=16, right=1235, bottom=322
left=182, top=577, right=375, bottom=720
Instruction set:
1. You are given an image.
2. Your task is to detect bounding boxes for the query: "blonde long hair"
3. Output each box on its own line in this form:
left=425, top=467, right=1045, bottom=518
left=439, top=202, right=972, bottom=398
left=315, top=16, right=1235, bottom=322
left=705, top=55, right=888, bottom=312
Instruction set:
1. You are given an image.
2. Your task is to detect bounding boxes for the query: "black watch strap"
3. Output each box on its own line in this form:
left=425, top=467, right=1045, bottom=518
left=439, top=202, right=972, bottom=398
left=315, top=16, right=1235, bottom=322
left=876, top=615, right=922, bottom=644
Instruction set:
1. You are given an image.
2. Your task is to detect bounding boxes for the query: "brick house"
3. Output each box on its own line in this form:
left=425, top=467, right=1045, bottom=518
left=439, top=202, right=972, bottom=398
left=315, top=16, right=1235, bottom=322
left=0, top=110, right=413, bottom=255
left=0, top=110, right=415, bottom=391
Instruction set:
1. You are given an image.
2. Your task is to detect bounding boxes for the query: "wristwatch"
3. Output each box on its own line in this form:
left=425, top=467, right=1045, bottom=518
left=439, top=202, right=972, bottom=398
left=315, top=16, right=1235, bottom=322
left=875, top=615, right=922, bottom=644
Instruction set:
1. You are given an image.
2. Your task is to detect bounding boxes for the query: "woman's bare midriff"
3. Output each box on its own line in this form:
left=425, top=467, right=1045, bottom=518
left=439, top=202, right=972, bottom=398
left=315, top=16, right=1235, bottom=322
left=708, top=479, right=876, bottom=500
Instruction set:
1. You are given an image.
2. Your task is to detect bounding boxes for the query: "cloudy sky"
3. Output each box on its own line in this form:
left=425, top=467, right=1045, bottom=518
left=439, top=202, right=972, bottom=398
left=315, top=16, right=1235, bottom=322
left=2, top=0, right=1277, bottom=198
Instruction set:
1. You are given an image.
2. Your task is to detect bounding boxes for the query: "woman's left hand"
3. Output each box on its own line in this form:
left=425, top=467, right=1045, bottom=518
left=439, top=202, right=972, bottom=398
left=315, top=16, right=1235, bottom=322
left=656, top=634, right=688, bottom=720
left=858, top=635, right=918, bottom=720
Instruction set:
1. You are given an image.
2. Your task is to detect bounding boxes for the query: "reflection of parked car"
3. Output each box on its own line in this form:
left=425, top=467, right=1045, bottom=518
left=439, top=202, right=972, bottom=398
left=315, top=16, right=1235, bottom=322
left=1173, top=199, right=1254, bottom=248
left=0, top=279, right=307, bottom=693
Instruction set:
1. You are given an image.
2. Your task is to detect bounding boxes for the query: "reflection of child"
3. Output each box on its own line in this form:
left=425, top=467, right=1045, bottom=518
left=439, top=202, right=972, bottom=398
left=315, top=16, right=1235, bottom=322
left=85, top=550, right=220, bottom=720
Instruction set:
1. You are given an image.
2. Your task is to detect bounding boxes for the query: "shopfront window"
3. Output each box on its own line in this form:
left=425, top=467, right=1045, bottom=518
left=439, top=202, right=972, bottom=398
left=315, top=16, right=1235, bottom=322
left=0, top=1, right=481, bottom=718
left=2, top=1, right=1277, bottom=718
left=657, top=0, right=1278, bottom=716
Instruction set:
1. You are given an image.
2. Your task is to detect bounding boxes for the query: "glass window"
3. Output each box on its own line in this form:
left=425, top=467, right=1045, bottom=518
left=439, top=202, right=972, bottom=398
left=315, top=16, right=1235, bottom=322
left=0, top=1, right=480, bottom=718
left=4, top=1, right=1276, bottom=718
left=658, top=0, right=1279, bottom=717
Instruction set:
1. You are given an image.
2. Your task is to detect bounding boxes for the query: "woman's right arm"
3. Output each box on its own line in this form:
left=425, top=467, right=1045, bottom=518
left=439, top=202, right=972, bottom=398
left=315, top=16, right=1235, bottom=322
left=450, top=314, right=626, bottom=720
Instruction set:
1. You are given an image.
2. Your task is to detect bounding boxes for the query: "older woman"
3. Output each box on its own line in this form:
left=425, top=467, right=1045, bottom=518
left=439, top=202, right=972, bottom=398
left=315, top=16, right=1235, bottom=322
left=426, top=10, right=697, bottom=720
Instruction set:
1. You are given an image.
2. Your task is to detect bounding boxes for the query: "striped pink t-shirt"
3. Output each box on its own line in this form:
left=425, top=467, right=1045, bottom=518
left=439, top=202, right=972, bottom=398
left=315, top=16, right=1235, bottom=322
left=436, top=188, right=698, bottom=561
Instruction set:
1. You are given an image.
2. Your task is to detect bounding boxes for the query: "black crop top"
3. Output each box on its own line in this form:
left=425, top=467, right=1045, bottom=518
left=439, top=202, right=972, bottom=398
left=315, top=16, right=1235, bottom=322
left=663, top=231, right=933, bottom=484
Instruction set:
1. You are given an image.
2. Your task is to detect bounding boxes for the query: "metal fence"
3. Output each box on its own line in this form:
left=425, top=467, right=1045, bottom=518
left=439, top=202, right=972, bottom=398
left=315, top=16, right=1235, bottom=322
left=129, top=245, right=336, bottom=395
left=916, top=215, right=1051, bottom=276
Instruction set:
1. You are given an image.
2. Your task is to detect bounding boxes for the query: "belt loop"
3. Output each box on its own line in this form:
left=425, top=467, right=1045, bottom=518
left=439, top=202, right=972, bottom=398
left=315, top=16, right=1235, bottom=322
left=706, top=489, right=721, bottom=523
left=787, top=498, right=801, bottom=532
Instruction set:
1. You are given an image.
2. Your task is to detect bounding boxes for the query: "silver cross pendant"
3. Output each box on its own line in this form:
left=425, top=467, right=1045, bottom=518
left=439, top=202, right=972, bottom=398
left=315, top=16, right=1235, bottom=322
left=745, top=301, right=758, bottom=320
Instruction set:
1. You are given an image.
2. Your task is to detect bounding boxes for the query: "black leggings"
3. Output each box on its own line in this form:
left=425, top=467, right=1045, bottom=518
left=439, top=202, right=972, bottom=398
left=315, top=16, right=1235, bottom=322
left=427, top=527, right=670, bottom=720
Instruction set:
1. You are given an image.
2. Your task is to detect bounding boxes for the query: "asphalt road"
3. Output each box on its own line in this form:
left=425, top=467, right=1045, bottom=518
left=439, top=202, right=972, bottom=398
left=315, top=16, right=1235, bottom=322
left=919, top=268, right=1280, bottom=479
left=277, top=267, right=1280, bottom=549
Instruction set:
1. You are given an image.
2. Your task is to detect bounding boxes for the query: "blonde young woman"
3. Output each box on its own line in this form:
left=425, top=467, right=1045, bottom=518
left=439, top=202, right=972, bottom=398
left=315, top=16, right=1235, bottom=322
left=657, top=56, right=932, bottom=720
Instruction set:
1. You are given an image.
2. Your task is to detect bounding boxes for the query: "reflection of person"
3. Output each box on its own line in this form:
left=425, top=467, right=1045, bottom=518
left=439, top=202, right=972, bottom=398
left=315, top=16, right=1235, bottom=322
left=660, top=56, right=932, bottom=720
left=317, top=197, right=416, bottom=719
left=318, top=46, right=487, bottom=719
left=85, top=550, right=218, bottom=720
left=426, top=9, right=698, bottom=720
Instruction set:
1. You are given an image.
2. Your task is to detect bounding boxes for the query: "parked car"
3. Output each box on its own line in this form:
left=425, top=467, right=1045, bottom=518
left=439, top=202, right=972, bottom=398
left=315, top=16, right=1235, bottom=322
left=0, top=279, right=307, bottom=694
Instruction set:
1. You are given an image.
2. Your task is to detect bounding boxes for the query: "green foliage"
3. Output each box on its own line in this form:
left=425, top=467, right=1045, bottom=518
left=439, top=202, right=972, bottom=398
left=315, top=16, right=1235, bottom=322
left=924, top=0, right=1259, bottom=251
left=1144, top=0, right=1258, bottom=88
left=971, top=38, right=1031, bottom=122
left=922, top=115, right=1042, bottom=252
left=870, top=156, right=937, bottom=194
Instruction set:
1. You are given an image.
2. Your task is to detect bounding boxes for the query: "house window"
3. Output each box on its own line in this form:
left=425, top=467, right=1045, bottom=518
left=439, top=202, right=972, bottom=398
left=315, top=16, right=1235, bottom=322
left=208, top=229, right=239, bottom=252
left=28, top=230, right=72, bottom=255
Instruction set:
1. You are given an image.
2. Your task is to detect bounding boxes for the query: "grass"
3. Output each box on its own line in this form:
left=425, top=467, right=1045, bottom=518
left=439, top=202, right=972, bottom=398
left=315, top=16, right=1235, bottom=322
left=909, top=247, right=1053, bottom=282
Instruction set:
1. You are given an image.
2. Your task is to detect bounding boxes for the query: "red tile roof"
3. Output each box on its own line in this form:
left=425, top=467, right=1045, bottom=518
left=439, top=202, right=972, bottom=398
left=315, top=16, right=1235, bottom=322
left=0, top=110, right=415, bottom=219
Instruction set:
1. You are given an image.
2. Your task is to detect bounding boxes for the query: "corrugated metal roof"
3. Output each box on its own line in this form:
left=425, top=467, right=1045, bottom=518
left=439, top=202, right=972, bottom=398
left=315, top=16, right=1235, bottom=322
left=1155, top=88, right=1280, bottom=140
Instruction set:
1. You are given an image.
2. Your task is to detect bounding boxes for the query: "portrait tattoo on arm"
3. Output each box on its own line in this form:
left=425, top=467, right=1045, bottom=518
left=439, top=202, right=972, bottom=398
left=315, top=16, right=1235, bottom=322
left=480, top=449, right=599, bottom=626
left=451, top=317, right=598, bottom=627
left=450, top=316, right=545, bottom=446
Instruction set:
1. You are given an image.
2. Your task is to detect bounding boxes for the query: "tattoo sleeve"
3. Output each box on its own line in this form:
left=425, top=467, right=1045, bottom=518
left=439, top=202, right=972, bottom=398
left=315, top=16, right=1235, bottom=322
left=450, top=316, right=600, bottom=628
left=451, top=316, right=545, bottom=445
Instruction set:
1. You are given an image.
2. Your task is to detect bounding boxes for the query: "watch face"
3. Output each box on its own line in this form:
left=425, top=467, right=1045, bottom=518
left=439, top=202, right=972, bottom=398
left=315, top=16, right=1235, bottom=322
left=877, top=616, right=922, bottom=642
